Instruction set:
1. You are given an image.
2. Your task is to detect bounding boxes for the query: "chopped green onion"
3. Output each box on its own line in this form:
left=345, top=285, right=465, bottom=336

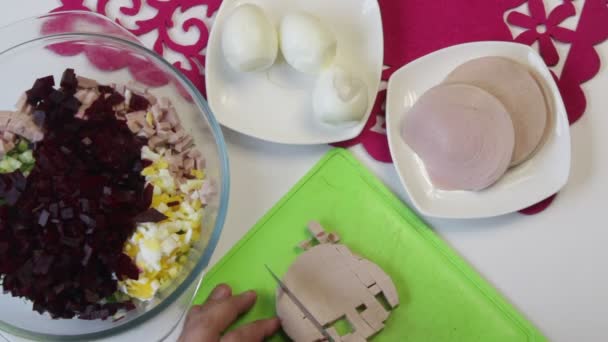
left=1, top=138, right=35, bottom=175
left=17, top=139, right=29, bottom=153
left=0, top=156, right=22, bottom=173
left=18, top=150, right=34, bottom=164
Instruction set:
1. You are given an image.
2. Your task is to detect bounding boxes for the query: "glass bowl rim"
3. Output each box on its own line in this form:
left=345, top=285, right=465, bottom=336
left=0, top=11, right=231, bottom=341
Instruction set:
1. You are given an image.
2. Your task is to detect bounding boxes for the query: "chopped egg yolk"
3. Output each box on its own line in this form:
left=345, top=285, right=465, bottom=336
left=119, top=154, right=206, bottom=301
left=146, top=112, right=155, bottom=128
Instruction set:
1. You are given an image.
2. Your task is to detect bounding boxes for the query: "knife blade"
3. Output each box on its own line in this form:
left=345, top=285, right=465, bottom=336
left=265, top=265, right=334, bottom=342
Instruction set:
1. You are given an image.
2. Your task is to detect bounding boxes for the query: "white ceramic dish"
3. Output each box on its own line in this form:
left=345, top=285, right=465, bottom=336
left=205, top=0, right=383, bottom=144
left=386, top=41, right=571, bottom=219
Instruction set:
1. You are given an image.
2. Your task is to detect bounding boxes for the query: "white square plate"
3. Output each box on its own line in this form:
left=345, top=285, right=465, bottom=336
left=386, top=42, right=571, bottom=219
left=205, top=0, right=383, bottom=144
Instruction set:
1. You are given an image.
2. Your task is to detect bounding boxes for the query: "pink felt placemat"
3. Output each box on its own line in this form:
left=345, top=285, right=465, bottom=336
left=46, top=0, right=608, bottom=215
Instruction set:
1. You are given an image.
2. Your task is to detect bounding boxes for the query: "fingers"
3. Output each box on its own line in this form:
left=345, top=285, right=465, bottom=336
left=222, top=318, right=282, bottom=342
left=179, top=284, right=280, bottom=342
left=187, top=284, right=232, bottom=318
left=202, top=290, right=258, bottom=334
left=179, top=284, right=234, bottom=342
left=207, top=284, right=233, bottom=303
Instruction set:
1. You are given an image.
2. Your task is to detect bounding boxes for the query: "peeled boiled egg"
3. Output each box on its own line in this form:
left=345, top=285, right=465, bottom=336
left=280, top=12, right=337, bottom=73
left=221, top=4, right=278, bottom=72
left=313, top=66, right=369, bottom=125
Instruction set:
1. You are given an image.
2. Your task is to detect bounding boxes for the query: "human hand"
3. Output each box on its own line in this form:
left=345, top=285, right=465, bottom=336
left=178, top=284, right=281, bottom=342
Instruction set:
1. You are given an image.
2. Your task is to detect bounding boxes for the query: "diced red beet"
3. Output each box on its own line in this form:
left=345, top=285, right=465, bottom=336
left=48, top=89, right=67, bottom=105
left=0, top=172, right=26, bottom=205
left=60, top=208, right=74, bottom=220
left=32, top=254, right=54, bottom=275
left=84, top=97, right=114, bottom=122
left=133, top=208, right=167, bottom=223
left=49, top=203, right=58, bottom=217
left=82, top=244, right=93, bottom=266
left=60, top=69, right=78, bottom=93
left=60, top=237, right=82, bottom=248
left=129, top=93, right=150, bottom=112
left=32, top=110, right=46, bottom=127
left=81, top=137, right=92, bottom=146
left=61, top=97, right=82, bottom=113
left=79, top=199, right=90, bottom=212
left=132, top=160, right=145, bottom=173
left=33, top=75, right=55, bottom=90
left=0, top=69, right=154, bottom=319
left=79, top=214, right=95, bottom=227
left=38, top=210, right=50, bottom=227
left=79, top=306, right=110, bottom=320
left=115, top=253, right=140, bottom=280
left=26, top=75, right=55, bottom=105
left=107, top=92, right=125, bottom=106
left=97, top=85, right=114, bottom=94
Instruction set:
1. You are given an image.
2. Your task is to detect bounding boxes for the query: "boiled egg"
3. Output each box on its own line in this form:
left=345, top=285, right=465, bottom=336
left=120, top=149, right=206, bottom=301
left=222, top=4, right=278, bottom=72
left=280, top=12, right=337, bottom=73
left=313, top=66, right=369, bottom=125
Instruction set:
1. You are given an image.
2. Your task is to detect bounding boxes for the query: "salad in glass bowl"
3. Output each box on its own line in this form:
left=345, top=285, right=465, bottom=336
left=0, top=11, right=229, bottom=341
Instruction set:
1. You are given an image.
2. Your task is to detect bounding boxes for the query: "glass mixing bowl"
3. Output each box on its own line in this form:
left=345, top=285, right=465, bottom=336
left=0, top=11, right=229, bottom=341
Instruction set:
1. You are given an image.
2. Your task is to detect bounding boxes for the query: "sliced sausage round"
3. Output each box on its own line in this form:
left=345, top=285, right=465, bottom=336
left=402, top=84, right=515, bottom=191
left=444, top=57, right=547, bottom=166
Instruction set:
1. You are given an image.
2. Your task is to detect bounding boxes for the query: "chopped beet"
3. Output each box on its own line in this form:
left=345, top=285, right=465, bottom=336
left=129, top=93, right=149, bottom=111
left=61, top=236, right=82, bottom=248
left=38, top=210, right=50, bottom=227
left=81, top=137, right=92, bottom=146
left=33, top=75, right=56, bottom=90
left=115, top=253, right=140, bottom=280
left=107, top=92, right=125, bottom=106
left=82, top=244, right=93, bottom=266
left=61, top=97, right=82, bottom=113
left=60, top=207, right=74, bottom=219
left=48, top=89, right=67, bottom=105
left=26, top=75, right=55, bottom=105
left=142, top=184, right=153, bottom=209
left=49, top=203, right=58, bottom=217
left=0, top=69, right=152, bottom=320
left=97, top=85, right=114, bottom=94
left=60, top=69, right=77, bottom=93
left=33, top=254, right=54, bottom=275
left=0, top=172, right=26, bottom=205
left=85, top=97, right=114, bottom=122
left=33, top=110, right=46, bottom=127
left=133, top=208, right=167, bottom=223
left=79, top=214, right=95, bottom=227
left=79, top=198, right=90, bottom=212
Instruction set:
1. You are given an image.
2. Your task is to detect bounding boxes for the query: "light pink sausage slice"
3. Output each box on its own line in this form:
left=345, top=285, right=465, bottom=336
left=402, top=84, right=515, bottom=191
left=444, top=57, right=547, bottom=166
left=277, top=244, right=398, bottom=342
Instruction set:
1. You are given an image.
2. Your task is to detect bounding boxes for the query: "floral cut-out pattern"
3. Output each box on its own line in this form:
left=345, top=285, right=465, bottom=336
left=508, top=0, right=577, bottom=66
left=47, top=0, right=608, bottom=215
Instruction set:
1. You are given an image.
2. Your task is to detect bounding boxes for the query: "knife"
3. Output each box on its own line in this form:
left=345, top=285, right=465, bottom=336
left=265, top=265, right=334, bottom=342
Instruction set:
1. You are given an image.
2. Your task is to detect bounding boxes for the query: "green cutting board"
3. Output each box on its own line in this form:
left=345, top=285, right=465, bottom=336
left=194, top=149, right=545, bottom=341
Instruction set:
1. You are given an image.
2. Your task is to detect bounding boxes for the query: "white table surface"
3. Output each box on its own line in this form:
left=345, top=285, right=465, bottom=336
left=1, top=1, right=608, bottom=341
